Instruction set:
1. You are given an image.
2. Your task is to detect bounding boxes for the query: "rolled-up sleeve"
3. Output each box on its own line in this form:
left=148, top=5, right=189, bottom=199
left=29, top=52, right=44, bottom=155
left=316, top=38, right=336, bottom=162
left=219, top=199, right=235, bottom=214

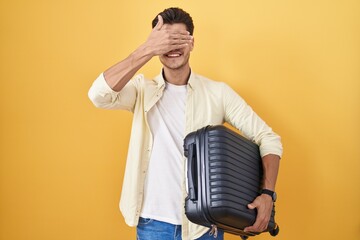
left=222, top=83, right=283, bottom=158
left=88, top=73, right=141, bottom=112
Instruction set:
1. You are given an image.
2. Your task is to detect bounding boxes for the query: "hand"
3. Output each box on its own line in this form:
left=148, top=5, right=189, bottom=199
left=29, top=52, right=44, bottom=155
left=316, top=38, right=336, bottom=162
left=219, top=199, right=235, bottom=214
left=244, top=194, right=273, bottom=233
left=144, top=15, right=193, bottom=56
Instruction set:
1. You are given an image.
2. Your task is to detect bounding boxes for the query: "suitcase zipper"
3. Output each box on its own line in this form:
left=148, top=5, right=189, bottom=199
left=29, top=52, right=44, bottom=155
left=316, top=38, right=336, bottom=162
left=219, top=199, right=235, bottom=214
left=209, top=224, right=218, bottom=238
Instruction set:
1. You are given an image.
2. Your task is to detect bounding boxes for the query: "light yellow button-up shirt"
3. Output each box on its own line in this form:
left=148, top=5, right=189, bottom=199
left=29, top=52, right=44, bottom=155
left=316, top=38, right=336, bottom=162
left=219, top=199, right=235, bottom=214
left=88, top=71, right=283, bottom=240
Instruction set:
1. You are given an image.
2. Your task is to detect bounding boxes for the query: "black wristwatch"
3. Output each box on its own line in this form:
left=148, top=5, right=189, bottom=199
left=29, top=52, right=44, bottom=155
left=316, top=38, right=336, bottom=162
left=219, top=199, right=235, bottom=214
left=261, top=189, right=277, bottom=202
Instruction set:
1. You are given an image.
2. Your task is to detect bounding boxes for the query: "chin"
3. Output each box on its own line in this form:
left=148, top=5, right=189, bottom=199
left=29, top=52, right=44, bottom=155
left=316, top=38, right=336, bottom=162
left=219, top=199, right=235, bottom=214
left=164, top=63, right=185, bottom=70
left=160, top=57, right=190, bottom=71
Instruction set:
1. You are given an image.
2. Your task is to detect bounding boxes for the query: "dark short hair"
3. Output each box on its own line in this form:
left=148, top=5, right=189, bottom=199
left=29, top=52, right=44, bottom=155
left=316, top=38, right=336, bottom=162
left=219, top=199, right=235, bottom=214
left=152, top=7, right=194, bottom=35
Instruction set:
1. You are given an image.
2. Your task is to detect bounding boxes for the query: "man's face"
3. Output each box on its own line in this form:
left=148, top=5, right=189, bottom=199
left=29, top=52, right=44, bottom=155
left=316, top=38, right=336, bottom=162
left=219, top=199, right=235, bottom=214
left=159, top=23, right=194, bottom=71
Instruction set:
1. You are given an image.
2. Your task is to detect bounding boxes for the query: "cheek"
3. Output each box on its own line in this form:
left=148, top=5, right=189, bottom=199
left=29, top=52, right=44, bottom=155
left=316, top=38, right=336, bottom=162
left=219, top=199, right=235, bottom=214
left=183, top=45, right=193, bottom=54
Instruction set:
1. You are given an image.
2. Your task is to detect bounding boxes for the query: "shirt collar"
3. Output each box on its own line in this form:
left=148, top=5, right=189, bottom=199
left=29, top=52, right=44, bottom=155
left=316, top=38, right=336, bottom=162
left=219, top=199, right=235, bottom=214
left=154, top=69, right=197, bottom=90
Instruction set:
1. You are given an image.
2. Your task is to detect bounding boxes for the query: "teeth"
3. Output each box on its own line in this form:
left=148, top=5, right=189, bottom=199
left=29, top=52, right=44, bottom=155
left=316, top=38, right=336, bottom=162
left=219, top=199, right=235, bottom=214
left=167, top=53, right=181, bottom=57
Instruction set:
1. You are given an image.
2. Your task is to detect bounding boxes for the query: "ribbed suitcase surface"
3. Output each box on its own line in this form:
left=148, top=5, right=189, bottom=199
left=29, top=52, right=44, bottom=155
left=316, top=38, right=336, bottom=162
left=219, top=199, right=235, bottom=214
left=184, top=125, right=277, bottom=238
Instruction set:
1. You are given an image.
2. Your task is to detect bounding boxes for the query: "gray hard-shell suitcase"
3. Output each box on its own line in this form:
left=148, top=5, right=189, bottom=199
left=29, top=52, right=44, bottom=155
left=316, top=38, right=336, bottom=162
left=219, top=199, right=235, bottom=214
left=183, top=125, right=279, bottom=239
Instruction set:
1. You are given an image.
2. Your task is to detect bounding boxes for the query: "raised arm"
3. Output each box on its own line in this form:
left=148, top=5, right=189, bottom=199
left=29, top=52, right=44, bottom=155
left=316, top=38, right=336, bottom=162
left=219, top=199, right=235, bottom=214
left=103, top=15, right=193, bottom=92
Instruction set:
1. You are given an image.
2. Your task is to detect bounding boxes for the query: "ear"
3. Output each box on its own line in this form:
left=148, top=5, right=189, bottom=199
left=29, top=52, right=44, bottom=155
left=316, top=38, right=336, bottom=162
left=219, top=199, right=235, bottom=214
left=190, top=37, right=195, bottom=51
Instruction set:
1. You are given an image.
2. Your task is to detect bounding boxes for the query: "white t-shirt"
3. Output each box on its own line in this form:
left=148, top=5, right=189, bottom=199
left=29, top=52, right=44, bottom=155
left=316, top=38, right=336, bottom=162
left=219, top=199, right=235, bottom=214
left=140, top=81, right=187, bottom=225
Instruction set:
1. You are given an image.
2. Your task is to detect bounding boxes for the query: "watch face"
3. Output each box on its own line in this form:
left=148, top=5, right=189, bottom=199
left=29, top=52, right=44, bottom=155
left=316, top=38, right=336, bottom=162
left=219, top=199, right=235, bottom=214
left=273, top=192, right=277, bottom=202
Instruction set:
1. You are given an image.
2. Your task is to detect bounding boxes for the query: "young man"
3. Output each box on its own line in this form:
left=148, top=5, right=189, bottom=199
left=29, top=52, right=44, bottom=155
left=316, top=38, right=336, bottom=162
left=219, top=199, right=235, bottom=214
left=88, top=7, right=282, bottom=240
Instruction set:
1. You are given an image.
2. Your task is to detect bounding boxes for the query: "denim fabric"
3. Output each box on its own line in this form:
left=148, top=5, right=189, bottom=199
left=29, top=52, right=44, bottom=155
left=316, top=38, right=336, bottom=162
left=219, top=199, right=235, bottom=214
left=136, top=218, right=181, bottom=240
left=136, top=218, right=224, bottom=240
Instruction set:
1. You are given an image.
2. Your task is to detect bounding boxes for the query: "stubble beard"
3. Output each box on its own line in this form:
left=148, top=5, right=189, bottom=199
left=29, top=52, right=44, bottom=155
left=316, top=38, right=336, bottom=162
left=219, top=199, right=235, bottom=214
left=159, top=54, right=190, bottom=71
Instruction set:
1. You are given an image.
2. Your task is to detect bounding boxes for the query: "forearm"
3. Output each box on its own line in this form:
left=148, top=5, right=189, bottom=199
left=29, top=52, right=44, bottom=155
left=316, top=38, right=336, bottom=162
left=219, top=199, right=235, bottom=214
left=261, top=154, right=280, bottom=191
left=103, top=44, right=154, bottom=92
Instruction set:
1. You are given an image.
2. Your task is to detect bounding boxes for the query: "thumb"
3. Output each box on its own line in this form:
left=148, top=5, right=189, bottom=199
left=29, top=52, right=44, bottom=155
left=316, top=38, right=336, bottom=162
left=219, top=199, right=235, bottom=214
left=154, top=15, right=164, bottom=30
left=247, top=203, right=256, bottom=210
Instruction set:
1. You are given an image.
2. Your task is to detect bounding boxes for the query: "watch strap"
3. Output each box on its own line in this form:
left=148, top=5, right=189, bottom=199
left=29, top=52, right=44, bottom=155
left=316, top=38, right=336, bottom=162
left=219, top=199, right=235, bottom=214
left=261, top=189, right=276, bottom=202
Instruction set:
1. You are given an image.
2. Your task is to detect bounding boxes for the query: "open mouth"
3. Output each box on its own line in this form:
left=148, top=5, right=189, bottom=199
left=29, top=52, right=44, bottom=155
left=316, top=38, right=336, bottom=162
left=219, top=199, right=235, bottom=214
left=165, top=51, right=182, bottom=58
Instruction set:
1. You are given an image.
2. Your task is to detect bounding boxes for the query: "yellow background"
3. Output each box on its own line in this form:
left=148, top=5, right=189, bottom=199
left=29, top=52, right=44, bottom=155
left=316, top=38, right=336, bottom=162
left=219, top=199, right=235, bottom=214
left=1, top=0, right=359, bottom=239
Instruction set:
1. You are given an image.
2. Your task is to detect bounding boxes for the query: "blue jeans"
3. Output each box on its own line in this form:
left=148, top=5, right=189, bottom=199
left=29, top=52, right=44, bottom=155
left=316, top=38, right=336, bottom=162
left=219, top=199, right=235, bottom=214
left=136, top=218, right=224, bottom=240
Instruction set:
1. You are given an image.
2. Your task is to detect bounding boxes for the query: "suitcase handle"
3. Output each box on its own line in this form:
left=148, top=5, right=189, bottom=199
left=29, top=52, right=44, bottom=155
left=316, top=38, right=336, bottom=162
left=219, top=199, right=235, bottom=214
left=187, top=143, right=197, bottom=201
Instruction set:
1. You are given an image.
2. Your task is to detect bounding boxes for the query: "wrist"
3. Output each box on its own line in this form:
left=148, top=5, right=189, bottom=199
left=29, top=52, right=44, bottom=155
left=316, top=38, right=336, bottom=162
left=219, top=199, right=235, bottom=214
left=137, top=43, right=155, bottom=59
left=261, top=189, right=277, bottom=202
left=261, top=193, right=273, bottom=202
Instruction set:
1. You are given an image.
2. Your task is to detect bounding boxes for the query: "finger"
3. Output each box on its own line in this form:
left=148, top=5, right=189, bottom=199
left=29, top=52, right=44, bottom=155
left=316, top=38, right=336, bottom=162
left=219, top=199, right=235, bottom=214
left=244, top=221, right=263, bottom=233
left=154, top=15, right=163, bottom=30
left=244, top=206, right=264, bottom=232
left=169, top=31, right=191, bottom=37
left=244, top=226, right=265, bottom=233
left=243, top=226, right=254, bottom=232
left=247, top=203, right=256, bottom=210
left=245, top=214, right=269, bottom=233
left=169, top=33, right=193, bottom=40
left=166, top=43, right=190, bottom=52
left=168, top=38, right=193, bottom=46
left=166, top=37, right=193, bottom=47
left=244, top=223, right=259, bottom=233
